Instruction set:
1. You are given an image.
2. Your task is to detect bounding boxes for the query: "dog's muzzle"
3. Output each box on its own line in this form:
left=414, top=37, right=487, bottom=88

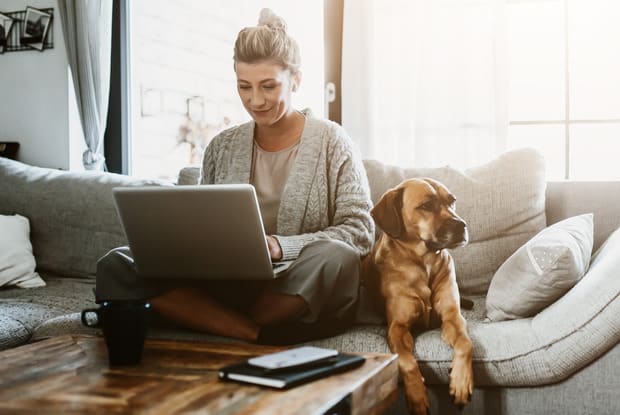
left=425, top=218, right=468, bottom=251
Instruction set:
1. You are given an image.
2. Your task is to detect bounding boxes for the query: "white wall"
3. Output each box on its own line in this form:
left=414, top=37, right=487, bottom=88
left=0, top=0, right=84, bottom=170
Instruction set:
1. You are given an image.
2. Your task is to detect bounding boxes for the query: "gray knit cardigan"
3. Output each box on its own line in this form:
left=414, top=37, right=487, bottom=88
left=201, top=114, right=375, bottom=260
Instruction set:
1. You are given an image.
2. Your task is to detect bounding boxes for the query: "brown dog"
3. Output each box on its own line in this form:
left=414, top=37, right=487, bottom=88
left=362, top=178, right=473, bottom=415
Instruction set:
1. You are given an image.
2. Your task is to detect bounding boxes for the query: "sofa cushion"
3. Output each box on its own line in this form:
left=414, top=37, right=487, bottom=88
left=0, top=273, right=97, bottom=350
left=486, top=214, right=594, bottom=321
left=0, top=158, right=170, bottom=278
left=363, top=148, right=547, bottom=295
left=0, top=313, right=32, bottom=350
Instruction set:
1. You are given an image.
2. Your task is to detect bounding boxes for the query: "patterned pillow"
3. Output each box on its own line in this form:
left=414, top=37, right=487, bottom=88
left=486, top=214, right=593, bottom=321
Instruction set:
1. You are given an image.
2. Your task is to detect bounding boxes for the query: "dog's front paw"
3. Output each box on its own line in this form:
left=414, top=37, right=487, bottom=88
left=448, top=361, right=473, bottom=407
left=404, top=376, right=430, bottom=415
left=405, top=391, right=430, bottom=415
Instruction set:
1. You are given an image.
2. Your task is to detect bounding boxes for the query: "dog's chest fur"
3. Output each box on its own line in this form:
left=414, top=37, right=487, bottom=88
left=374, top=238, right=445, bottom=284
left=372, top=238, right=449, bottom=327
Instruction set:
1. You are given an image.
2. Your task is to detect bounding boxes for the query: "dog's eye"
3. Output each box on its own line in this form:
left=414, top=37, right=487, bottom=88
left=448, top=196, right=457, bottom=208
left=419, top=201, right=435, bottom=211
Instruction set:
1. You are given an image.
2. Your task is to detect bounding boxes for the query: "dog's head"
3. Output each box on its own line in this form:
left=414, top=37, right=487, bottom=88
left=371, top=178, right=468, bottom=252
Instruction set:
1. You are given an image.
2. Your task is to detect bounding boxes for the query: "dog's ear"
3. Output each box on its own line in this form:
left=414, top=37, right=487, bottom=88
left=371, top=187, right=404, bottom=239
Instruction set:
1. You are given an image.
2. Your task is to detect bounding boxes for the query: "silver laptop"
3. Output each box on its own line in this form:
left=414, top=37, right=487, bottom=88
left=112, top=184, right=292, bottom=280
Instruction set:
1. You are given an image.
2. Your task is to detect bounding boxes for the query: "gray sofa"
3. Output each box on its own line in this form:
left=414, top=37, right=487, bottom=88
left=1, top=152, right=619, bottom=415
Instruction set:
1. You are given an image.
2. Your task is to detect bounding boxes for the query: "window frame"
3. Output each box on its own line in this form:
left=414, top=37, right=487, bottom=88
left=507, top=0, right=620, bottom=179
left=106, top=0, right=336, bottom=176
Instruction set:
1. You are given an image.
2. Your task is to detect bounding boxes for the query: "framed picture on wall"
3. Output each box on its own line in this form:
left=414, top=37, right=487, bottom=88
left=21, top=6, right=51, bottom=51
left=0, top=12, right=14, bottom=53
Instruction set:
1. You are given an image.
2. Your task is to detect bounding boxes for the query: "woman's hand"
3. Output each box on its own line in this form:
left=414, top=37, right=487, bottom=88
left=266, top=235, right=283, bottom=261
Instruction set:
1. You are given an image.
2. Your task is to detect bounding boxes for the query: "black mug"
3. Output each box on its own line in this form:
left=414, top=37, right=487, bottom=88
left=81, top=301, right=151, bottom=366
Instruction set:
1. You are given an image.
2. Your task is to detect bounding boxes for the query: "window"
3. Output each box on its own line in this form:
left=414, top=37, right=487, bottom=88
left=128, top=1, right=324, bottom=181
left=506, top=0, right=620, bottom=180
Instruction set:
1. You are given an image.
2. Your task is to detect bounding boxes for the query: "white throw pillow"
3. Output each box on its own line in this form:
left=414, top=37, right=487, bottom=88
left=0, top=214, right=46, bottom=288
left=486, top=213, right=593, bottom=322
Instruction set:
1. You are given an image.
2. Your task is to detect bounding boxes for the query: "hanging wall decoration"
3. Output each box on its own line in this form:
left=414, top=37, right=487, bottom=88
left=0, top=6, right=54, bottom=53
left=0, top=12, right=14, bottom=53
left=21, top=6, right=52, bottom=51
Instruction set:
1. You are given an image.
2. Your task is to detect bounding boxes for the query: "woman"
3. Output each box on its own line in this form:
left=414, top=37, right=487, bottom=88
left=96, top=9, right=374, bottom=343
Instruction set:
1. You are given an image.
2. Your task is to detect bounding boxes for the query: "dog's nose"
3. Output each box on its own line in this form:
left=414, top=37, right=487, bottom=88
left=448, top=218, right=468, bottom=244
left=449, top=218, right=466, bottom=234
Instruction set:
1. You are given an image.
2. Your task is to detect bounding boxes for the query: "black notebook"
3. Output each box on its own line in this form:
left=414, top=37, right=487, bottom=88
left=218, top=354, right=366, bottom=389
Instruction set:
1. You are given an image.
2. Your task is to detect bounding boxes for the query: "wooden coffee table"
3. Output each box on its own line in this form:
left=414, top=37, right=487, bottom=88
left=0, top=335, right=398, bottom=414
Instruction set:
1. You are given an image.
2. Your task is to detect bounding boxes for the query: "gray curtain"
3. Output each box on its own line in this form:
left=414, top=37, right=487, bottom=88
left=58, top=0, right=113, bottom=170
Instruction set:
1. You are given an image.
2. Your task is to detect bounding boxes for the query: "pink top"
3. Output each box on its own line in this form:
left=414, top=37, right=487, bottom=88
left=250, top=140, right=300, bottom=235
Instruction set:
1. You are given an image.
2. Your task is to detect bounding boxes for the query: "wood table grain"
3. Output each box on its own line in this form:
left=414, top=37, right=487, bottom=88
left=0, top=335, right=398, bottom=414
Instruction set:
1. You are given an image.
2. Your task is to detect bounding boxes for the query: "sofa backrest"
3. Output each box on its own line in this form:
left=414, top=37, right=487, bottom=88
left=0, top=158, right=170, bottom=278
left=546, top=180, right=620, bottom=252
left=362, top=152, right=620, bottom=292
left=6, top=152, right=617, bottom=287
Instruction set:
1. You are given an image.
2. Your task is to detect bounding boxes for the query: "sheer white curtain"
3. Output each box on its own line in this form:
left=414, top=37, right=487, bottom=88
left=58, top=0, right=113, bottom=171
left=342, top=0, right=508, bottom=169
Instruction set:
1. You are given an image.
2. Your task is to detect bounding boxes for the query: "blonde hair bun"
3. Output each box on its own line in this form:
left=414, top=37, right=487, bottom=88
left=258, top=8, right=287, bottom=32
left=233, top=8, right=300, bottom=73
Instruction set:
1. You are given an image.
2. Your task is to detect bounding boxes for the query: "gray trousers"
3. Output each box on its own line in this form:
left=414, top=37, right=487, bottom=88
left=96, top=239, right=361, bottom=324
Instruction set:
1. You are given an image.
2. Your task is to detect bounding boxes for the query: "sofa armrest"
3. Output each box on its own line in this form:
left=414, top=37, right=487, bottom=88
left=178, top=167, right=200, bottom=185
left=532, top=225, right=620, bottom=377
left=546, top=181, right=620, bottom=251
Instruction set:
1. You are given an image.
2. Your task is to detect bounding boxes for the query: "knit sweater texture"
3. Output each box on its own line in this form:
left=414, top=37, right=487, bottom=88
left=201, top=114, right=375, bottom=260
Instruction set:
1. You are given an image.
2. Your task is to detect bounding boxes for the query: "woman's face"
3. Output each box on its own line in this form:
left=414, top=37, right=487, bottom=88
left=235, top=61, right=299, bottom=127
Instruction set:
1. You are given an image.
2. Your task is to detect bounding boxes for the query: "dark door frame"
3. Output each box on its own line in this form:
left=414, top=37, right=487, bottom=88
left=104, top=0, right=130, bottom=174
